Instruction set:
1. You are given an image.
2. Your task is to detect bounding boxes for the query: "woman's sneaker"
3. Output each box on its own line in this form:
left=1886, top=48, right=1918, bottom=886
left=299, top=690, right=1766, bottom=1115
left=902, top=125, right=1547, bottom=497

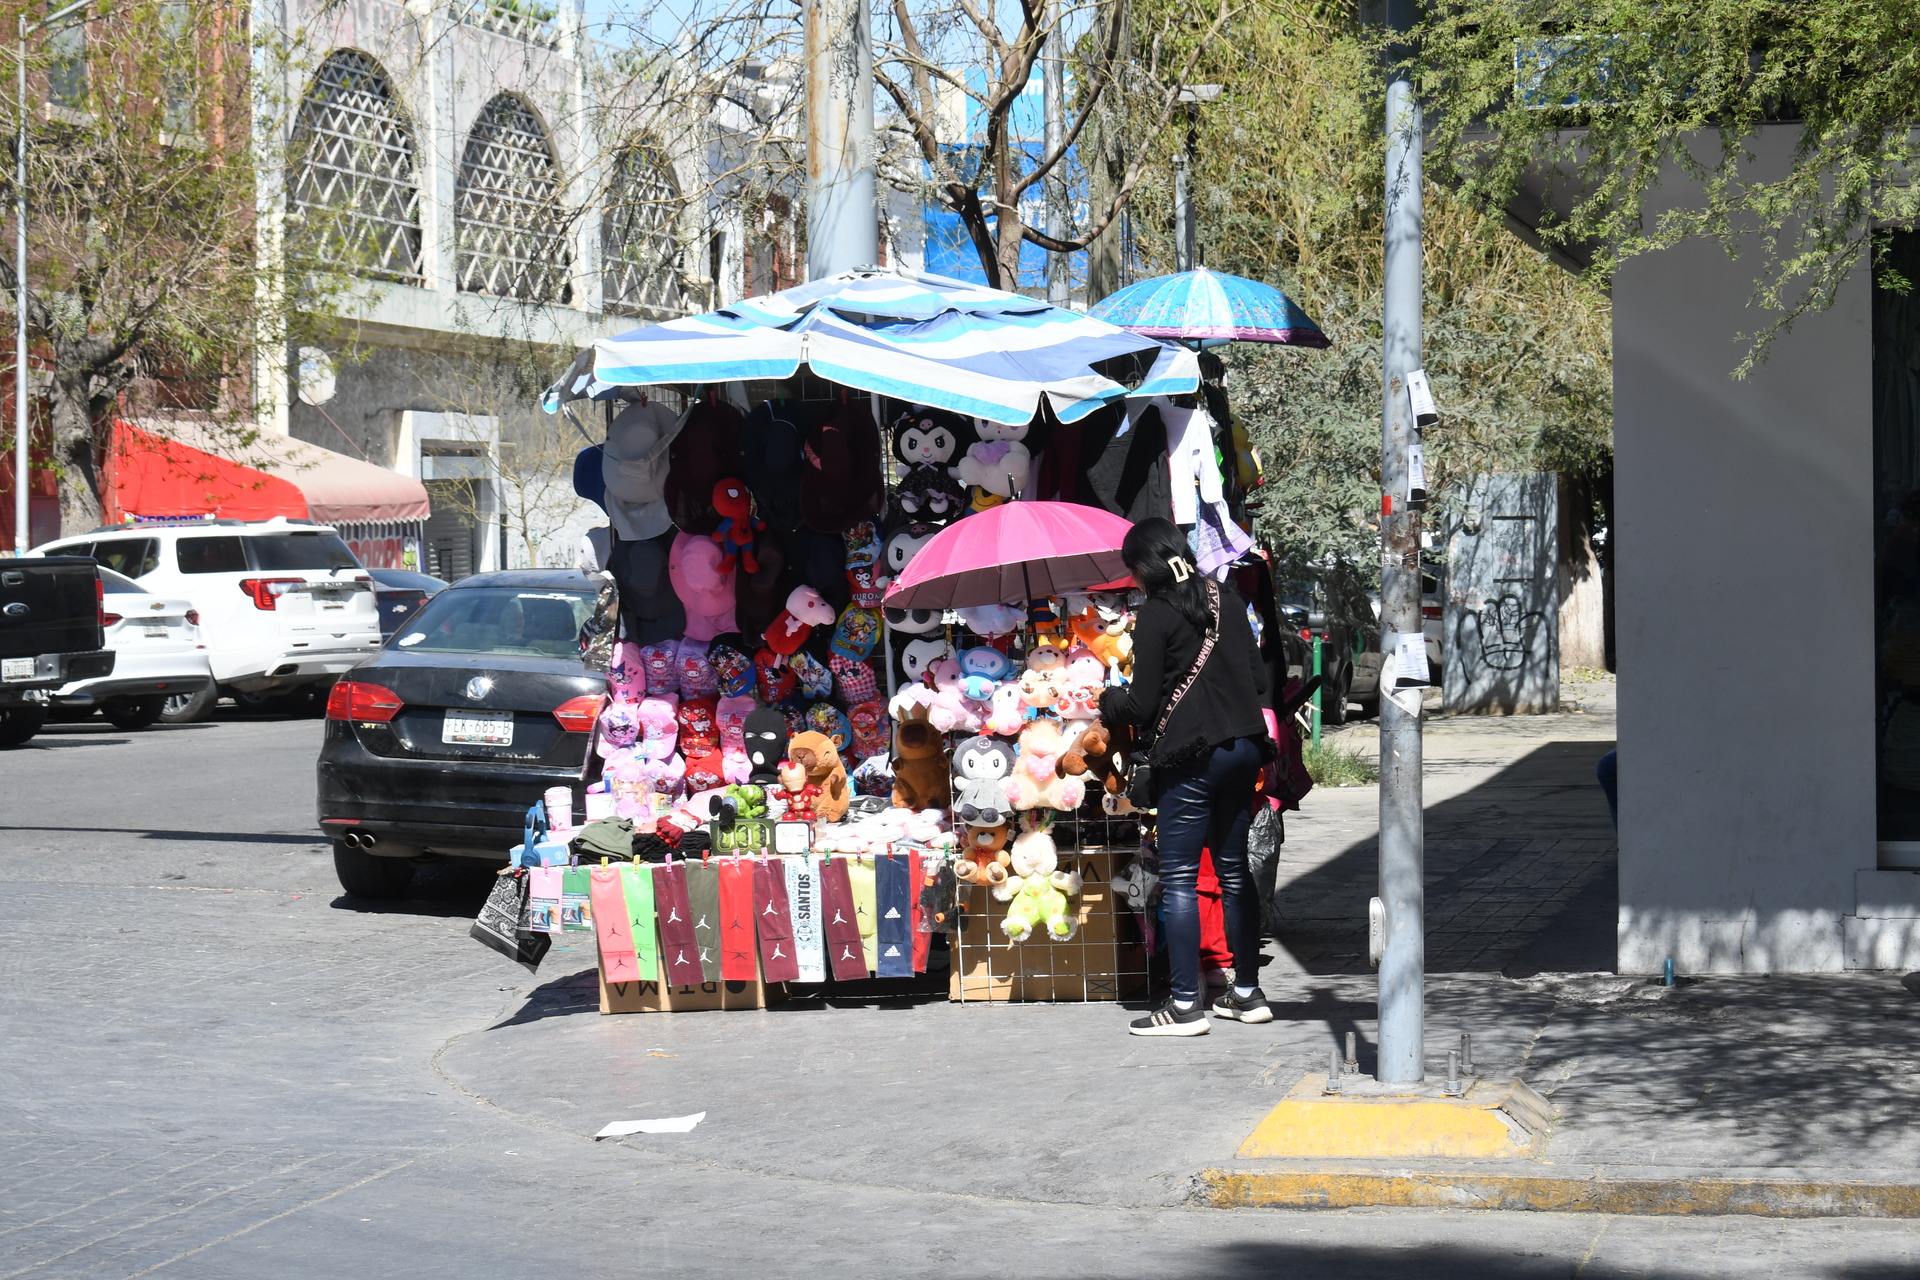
left=1210, top=989, right=1274, bottom=1023
left=1128, top=1001, right=1210, bottom=1037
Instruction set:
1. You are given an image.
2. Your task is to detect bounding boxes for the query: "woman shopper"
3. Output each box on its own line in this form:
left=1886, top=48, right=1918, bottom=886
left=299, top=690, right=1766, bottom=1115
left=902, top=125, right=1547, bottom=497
left=1099, top=518, right=1272, bottom=1036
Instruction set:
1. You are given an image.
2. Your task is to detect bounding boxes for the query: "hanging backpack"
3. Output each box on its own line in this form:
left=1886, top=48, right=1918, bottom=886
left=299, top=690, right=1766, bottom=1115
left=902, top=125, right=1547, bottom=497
left=740, top=400, right=812, bottom=533
left=664, top=397, right=744, bottom=534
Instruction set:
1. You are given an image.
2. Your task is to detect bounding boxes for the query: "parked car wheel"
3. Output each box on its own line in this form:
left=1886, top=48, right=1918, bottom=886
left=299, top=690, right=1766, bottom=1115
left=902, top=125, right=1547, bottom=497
left=332, top=840, right=415, bottom=899
left=158, top=684, right=216, bottom=724
left=103, top=695, right=165, bottom=730
left=0, top=704, right=47, bottom=747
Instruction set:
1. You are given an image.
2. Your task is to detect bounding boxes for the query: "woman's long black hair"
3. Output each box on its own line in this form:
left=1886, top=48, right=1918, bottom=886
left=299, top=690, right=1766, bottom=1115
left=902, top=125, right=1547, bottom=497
left=1122, top=517, right=1213, bottom=633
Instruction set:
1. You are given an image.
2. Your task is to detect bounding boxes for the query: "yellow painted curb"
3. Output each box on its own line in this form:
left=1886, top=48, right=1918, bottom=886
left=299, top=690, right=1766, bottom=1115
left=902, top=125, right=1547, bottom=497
left=1236, top=1075, right=1551, bottom=1160
left=1193, top=1169, right=1920, bottom=1218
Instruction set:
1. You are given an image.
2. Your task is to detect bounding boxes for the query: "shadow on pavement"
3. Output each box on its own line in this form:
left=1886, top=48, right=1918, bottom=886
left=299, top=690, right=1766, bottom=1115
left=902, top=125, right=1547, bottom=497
left=1270, top=739, right=1617, bottom=976
left=329, top=857, right=498, bottom=918
left=1200, top=1241, right=1875, bottom=1280
left=1, top=825, right=327, bottom=846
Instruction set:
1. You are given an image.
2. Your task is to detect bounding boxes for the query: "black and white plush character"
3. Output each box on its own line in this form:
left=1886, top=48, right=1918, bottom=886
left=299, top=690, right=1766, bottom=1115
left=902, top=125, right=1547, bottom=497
left=887, top=464, right=969, bottom=530
left=883, top=523, right=938, bottom=580
left=951, top=735, right=1017, bottom=827
left=896, top=635, right=950, bottom=687
left=884, top=605, right=942, bottom=636
left=743, top=707, right=789, bottom=785
left=891, top=407, right=973, bottom=468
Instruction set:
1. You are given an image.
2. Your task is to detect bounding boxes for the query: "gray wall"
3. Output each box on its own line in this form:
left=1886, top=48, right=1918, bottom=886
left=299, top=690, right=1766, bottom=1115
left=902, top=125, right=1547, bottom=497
left=1613, top=129, right=1876, bottom=973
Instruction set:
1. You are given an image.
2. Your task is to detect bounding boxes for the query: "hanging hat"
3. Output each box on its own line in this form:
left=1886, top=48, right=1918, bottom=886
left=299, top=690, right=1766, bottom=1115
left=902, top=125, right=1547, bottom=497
left=573, top=444, right=607, bottom=513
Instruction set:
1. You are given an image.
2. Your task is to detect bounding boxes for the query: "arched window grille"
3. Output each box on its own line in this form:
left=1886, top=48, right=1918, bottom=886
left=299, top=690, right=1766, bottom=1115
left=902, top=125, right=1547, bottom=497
left=456, top=94, right=572, bottom=302
left=602, top=143, right=685, bottom=318
left=291, top=50, right=424, bottom=283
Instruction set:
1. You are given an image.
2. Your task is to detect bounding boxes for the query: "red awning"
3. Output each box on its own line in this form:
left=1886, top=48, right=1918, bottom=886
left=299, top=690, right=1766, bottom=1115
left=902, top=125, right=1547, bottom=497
left=109, top=421, right=308, bottom=522
left=108, top=422, right=430, bottom=525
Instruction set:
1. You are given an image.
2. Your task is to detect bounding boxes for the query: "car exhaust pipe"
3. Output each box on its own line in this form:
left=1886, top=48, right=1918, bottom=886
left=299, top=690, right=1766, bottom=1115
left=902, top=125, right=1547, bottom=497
left=359, top=832, right=377, bottom=848
left=341, top=830, right=377, bottom=849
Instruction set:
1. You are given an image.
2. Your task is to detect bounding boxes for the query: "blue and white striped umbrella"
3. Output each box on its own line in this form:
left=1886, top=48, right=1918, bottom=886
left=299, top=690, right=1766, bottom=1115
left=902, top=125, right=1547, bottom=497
left=1087, top=267, right=1331, bottom=348
left=545, top=268, right=1199, bottom=425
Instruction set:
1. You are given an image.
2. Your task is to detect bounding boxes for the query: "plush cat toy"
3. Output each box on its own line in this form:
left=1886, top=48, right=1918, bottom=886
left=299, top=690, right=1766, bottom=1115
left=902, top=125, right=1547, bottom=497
left=891, top=703, right=951, bottom=810
left=891, top=406, right=973, bottom=468
left=787, top=729, right=851, bottom=823
left=951, top=734, right=1017, bottom=827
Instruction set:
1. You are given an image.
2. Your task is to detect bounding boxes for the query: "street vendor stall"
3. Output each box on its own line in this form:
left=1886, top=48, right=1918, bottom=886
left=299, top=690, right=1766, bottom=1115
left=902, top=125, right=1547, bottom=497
left=469, top=266, right=1308, bottom=1012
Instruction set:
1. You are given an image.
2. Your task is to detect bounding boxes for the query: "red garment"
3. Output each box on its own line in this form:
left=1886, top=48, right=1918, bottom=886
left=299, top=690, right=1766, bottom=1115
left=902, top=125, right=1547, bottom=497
left=1196, top=849, right=1233, bottom=971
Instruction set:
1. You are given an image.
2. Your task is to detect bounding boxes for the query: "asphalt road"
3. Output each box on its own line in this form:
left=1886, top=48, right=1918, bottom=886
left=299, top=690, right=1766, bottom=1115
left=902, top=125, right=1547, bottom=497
left=2, top=713, right=1917, bottom=1278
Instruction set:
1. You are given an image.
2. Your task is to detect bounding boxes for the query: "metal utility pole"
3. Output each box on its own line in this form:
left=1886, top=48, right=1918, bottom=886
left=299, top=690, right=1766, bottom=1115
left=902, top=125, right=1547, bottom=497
left=1043, top=8, right=1069, bottom=307
left=1171, top=86, right=1219, bottom=275
left=804, top=0, right=878, bottom=280
left=1376, top=0, right=1426, bottom=1084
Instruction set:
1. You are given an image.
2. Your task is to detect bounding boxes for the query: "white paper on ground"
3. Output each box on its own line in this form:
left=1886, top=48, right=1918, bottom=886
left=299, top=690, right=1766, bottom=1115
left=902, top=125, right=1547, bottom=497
left=594, top=1112, right=706, bottom=1138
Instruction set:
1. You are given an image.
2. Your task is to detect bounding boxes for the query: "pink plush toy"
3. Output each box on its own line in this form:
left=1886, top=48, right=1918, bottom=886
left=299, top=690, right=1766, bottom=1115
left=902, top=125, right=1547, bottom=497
left=1056, top=646, right=1106, bottom=724
left=763, top=585, right=836, bottom=656
left=924, top=655, right=982, bottom=734
left=669, top=531, right=738, bottom=642
left=987, top=682, right=1026, bottom=737
left=717, top=695, right=755, bottom=784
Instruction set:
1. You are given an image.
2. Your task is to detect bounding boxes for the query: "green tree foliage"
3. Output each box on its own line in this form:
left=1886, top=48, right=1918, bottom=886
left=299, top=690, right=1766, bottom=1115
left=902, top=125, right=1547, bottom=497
left=1115, top=0, right=1611, bottom=607
left=1412, top=0, right=1920, bottom=370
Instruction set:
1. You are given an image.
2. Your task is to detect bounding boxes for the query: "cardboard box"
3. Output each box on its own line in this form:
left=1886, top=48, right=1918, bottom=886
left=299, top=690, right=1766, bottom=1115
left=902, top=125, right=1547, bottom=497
left=950, top=846, right=1150, bottom=1003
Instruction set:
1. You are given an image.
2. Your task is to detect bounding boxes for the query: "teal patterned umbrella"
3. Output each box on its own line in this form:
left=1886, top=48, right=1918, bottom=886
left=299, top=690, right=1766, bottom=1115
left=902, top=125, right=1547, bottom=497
left=1088, top=267, right=1330, bottom=348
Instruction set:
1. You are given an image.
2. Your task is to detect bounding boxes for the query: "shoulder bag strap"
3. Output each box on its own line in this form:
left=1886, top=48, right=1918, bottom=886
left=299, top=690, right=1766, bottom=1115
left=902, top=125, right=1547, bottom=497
left=1151, top=581, right=1222, bottom=740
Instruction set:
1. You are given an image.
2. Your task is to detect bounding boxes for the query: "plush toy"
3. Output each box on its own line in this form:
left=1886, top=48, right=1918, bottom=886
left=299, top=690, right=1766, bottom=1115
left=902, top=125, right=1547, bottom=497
left=951, top=417, right=1033, bottom=499
left=956, top=645, right=1017, bottom=704
left=717, top=695, right=755, bottom=784
left=669, top=532, right=739, bottom=642
left=882, top=523, right=938, bottom=581
left=953, top=819, right=1009, bottom=886
left=742, top=706, right=789, bottom=785
left=887, top=462, right=969, bottom=530
left=771, top=759, right=820, bottom=821
left=848, top=699, right=889, bottom=761
left=787, top=730, right=851, bottom=823
left=896, top=634, right=950, bottom=687
left=710, top=477, right=765, bottom=573
left=952, top=734, right=1017, bottom=827
left=890, top=703, right=951, bottom=811
left=986, top=682, right=1026, bottom=737
left=885, top=603, right=942, bottom=635
left=764, top=585, right=836, bottom=656
left=1058, top=717, right=1110, bottom=782
left=998, top=828, right=1080, bottom=941
left=956, top=603, right=1023, bottom=638
left=1027, top=597, right=1068, bottom=649
left=1009, top=717, right=1087, bottom=812
left=921, top=656, right=980, bottom=734
left=1018, top=646, right=1065, bottom=711
left=1054, top=648, right=1106, bottom=724
left=891, top=406, right=972, bottom=468
left=1093, top=593, right=1136, bottom=680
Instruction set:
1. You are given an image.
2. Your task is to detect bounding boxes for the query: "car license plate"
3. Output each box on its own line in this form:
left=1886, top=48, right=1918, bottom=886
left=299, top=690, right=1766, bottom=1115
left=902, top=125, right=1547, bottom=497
left=143, top=623, right=168, bottom=638
left=443, top=709, right=513, bottom=746
left=1, top=657, right=33, bottom=681
left=320, top=601, right=343, bottom=610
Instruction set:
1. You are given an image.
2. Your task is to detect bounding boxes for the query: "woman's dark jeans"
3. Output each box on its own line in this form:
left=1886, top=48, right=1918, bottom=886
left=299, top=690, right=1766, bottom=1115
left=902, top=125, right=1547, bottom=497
left=1152, top=735, right=1264, bottom=1003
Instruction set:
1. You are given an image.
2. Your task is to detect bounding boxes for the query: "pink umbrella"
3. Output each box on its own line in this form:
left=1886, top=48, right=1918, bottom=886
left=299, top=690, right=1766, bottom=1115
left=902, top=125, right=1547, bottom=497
left=883, top=501, right=1135, bottom=610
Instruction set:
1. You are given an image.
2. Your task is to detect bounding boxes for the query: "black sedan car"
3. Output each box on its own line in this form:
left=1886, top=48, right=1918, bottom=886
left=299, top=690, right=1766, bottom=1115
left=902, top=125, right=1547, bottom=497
left=367, top=567, right=448, bottom=637
left=317, top=569, right=604, bottom=898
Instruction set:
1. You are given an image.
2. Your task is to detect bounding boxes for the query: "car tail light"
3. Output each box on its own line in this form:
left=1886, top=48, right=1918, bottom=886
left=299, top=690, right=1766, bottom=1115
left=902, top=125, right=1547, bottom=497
left=326, top=680, right=404, bottom=722
left=1299, top=628, right=1313, bottom=641
left=101, top=612, right=122, bottom=626
left=553, top=694, right=602, bottom=733
left=239, top=577, right=306, bottom=610
left=185, top=609, right=200, bottom=626
left=95, top=576, right=105, bottom=629
left=1422, top=606, right=1443, bottom=619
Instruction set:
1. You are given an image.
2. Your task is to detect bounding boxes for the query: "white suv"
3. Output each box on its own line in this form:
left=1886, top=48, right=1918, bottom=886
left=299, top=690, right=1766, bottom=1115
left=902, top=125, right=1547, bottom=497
left=32, top=518, right=382, bottom=720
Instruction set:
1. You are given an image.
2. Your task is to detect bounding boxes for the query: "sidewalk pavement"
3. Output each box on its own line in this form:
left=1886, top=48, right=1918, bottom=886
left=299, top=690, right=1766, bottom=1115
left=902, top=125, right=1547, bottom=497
left=436, top=677, right=1920, bottom=1218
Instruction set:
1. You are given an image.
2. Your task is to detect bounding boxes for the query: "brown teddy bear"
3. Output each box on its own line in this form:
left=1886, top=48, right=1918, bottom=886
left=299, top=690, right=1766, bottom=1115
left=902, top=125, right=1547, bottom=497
left=1060, top=717, right=1127, bottom=794
left=891, top=704, right=951, bottom=810
left=954, top=820, right=1010, bottom=886
left=787, top=729, right=851, bottom=822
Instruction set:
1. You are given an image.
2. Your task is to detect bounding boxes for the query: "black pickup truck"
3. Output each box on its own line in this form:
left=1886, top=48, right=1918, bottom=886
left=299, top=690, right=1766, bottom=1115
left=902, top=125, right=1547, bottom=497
left=1, top=557, right=115, bottom=747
